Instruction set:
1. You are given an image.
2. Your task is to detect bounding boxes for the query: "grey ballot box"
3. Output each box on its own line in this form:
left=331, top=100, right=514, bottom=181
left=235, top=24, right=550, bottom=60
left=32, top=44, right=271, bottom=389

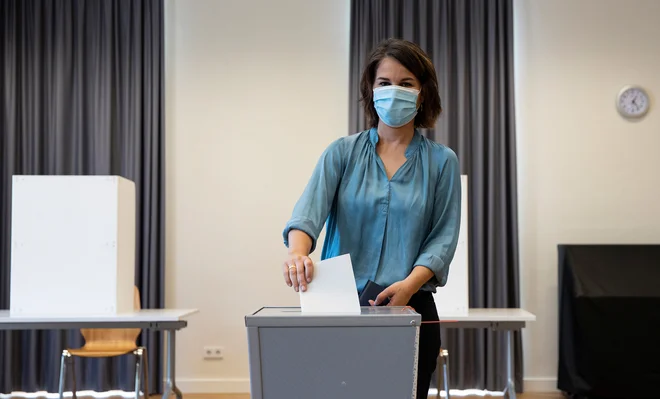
left=245, top=306, right=421, bottom=399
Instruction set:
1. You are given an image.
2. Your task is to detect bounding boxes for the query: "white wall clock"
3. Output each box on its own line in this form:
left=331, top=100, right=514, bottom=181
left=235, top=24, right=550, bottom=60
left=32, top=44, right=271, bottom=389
left=616, top=85, right=650, bottom=118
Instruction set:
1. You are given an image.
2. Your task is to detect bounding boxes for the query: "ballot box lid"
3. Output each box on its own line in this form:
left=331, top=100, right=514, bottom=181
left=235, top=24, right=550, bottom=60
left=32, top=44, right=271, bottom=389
left=245, top=306, right=421, bottom=327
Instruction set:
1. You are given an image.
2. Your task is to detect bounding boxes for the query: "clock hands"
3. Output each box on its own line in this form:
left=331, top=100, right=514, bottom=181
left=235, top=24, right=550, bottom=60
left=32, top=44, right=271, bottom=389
left=617, top=86, right=649, bottom=117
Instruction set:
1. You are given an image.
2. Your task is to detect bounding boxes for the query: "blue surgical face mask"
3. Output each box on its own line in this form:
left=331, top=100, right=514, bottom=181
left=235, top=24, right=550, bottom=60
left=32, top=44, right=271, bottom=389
left=372, top=85, right=420, bottom=128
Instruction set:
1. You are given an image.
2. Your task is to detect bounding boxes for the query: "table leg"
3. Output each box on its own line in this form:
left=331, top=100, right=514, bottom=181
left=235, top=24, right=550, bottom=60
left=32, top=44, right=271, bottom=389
left=503, top=330, right=516, bottom=399
left=162, top=329, right=183, bottom=399
left=442, top=350, right=451, bottom=399
left=436, top=352, right=441, bottom=399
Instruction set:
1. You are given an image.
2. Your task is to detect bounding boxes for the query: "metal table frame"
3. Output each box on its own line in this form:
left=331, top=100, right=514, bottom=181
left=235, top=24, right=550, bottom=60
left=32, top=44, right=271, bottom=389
left=0, top=311, right=195, bottom=399
left=439, top=320, right=526, bottom=399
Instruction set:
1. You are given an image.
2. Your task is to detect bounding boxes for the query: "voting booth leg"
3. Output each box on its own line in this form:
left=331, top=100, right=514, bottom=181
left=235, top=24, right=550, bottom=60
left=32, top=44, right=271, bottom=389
left=58, top=350, right=77, bottom=399
left=503, top=330, right=516, bottom=399
left=163, top=330, right=183, bottom=399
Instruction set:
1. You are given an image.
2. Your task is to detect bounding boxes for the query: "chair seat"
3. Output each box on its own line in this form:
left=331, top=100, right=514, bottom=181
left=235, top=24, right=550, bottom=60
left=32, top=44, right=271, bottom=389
left=67, top=344, right=138, bottom=358
left=59, top=286, right=147, bottom=399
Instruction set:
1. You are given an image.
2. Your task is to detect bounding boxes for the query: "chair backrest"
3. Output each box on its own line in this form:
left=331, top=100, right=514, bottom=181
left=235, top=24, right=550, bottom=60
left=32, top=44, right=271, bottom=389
left=80, top=286, right=142, bottom=349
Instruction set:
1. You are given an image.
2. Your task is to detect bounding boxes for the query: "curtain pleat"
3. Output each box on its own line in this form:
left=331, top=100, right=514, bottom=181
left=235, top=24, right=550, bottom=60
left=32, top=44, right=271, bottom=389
left=349, top=0, right=521, bottom=391
left=0, top=0, right=165, bottom=394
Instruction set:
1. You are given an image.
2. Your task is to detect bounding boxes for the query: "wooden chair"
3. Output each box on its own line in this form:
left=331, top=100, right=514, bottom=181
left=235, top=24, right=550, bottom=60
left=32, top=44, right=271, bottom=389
left=58, top=286, right=149, bottom=399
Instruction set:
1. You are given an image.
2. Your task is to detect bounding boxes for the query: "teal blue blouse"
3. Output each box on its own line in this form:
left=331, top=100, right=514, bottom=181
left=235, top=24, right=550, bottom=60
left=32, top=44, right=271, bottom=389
left=283, top=128, right=461, bottom=293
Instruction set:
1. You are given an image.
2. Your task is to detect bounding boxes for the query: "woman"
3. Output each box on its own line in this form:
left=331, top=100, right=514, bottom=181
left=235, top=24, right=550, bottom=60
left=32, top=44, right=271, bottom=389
left=282, top=38, right=461, bottom=398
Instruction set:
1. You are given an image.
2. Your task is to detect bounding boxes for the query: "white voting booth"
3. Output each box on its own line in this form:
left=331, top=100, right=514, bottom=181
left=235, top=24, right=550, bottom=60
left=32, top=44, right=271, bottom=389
left=5, top=175, right=198, bottom=399
left=432, top=174, right=469, bottom=316
left=10, top=175, right=136, bottom=316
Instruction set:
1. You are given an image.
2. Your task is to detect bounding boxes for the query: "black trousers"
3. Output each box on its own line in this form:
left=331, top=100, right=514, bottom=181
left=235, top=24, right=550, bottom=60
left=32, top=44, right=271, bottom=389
left=408, top=291, right=441, bottom=399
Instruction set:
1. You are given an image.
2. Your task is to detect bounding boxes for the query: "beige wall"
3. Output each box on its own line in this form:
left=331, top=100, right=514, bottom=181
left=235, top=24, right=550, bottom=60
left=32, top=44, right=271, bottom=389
left=515, top=0, right=660, bottom=391
left=165, top=0, right=350, bottom=392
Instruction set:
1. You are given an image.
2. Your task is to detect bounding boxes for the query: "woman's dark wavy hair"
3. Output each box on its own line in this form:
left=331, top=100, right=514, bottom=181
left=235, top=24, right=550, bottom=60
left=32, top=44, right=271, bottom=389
left=360, top=38, right=442, bottom=128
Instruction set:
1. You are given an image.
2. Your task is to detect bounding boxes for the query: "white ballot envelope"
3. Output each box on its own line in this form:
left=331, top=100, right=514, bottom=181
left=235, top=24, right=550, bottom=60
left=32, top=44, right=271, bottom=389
left=299, top=254, right=361, bottom=314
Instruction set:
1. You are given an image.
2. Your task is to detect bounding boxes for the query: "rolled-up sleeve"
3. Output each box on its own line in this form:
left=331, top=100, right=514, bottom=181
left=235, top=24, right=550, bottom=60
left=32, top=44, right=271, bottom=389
left=283, top=139, right=345, bottom=253
left=414, top=149, right=461, bottom=287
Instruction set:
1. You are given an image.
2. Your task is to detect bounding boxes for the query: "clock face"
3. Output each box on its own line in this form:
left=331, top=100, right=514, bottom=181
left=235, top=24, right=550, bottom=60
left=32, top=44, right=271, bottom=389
left=617, top=86, right=650, bottom=118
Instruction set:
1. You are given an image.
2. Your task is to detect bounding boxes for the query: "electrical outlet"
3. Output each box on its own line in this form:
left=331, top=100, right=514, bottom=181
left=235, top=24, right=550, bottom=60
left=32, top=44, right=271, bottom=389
left=203, top=346, right=224, bottom=359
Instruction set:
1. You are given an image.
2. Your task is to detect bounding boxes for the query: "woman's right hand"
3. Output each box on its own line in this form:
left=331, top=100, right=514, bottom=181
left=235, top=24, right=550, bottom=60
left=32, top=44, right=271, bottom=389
left=282, top=253, right=314, bottom=292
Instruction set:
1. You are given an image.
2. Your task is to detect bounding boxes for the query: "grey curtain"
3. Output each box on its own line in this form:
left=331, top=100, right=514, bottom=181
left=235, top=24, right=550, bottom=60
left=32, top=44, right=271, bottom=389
left=0, top=0, right=165, bottom=394
left=350, top=0, right=521, bottom=392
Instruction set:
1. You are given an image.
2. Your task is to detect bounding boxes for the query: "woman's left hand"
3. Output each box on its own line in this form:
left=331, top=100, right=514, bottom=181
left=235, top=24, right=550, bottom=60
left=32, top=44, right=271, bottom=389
left=369, top=279, right=417, bottom=307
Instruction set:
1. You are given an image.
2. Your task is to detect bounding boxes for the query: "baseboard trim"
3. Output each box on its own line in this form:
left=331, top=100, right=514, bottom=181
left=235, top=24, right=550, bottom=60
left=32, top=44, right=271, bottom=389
left=523, top=377, right=558, bottom=392
left=175, top=379, right=250, bottom=394
left=176, top=377, right=558, bottom=394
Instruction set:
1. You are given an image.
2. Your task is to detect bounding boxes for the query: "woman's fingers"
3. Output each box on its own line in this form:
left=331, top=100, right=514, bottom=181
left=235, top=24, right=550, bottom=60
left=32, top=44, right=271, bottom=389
left=374, top=287, right=394, bottom=305
left=295, top=257, right=307, bottom=292
left=283, top=255, right=314, bottom=292
left=282, top=262, right=293, bottom=287
left=288, top=262, right=300, bottom=292
left=303, top=257, right=314, bottom=283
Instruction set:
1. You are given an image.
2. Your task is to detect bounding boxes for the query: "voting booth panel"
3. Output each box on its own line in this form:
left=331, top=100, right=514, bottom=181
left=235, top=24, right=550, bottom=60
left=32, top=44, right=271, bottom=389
left=432, top=174, right=469, bottom=316
left=10, top=175, right=136, bottom=316
left=246, top=307, right=421, bottom=399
